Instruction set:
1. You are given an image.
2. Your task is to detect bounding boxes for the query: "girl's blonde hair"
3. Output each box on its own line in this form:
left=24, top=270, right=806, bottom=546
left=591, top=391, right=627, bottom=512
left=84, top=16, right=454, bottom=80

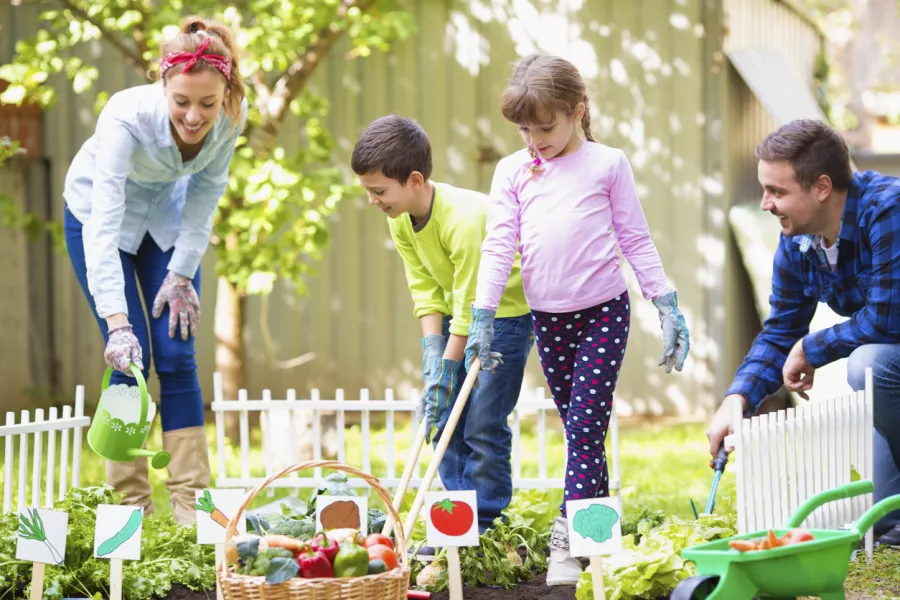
left=157, top=16, right=246, bottom=128
left=500, top=54, right=594, bottom=172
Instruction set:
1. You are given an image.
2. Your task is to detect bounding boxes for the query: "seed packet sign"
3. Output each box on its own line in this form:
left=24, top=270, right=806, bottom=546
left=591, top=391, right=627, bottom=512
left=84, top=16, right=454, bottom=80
left=195, top=488, right=246, bottom=544
left=566, top=497, right=623, bottom=600
left=424, top=491, right=479, bottom=547
left=315, top=496, right=368, bottom=535
left=94, top=505, right=143, bottom=560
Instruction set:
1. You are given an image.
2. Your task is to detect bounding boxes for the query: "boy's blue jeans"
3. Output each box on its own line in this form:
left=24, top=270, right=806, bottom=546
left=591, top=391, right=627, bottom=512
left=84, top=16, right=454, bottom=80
left=64, top=204, right=204, bottom=432
left=847, top=344, right=900, bottom=534
left=432, top=313, right=534, bottom=532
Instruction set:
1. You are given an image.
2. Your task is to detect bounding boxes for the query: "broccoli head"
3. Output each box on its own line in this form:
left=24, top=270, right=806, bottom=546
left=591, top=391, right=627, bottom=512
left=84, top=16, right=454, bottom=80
left=266, top=516, right=316, bottom=540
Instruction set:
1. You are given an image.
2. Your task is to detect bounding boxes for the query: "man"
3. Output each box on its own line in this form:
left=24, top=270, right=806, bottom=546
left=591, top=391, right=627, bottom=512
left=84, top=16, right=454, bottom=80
left=706, top=119, right=900, bottom=545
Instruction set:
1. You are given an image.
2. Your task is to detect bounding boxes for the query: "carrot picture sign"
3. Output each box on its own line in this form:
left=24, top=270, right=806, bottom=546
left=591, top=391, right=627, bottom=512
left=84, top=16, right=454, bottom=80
left=195, top=488, right=246, bottom=545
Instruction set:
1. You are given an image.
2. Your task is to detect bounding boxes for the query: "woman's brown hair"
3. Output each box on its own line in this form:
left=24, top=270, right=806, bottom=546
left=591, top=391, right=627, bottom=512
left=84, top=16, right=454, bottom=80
left=157, top=15, right=246, bottom=128
left=500, top=53, right=594, bottom=173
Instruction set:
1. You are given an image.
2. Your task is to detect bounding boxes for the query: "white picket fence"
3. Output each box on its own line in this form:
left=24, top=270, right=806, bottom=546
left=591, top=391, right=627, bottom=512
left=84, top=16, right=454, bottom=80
left=210, top=372, right=621, bottom=495
left=728, top=367, right=875, bottom=557
left=0, top=386, right=90, bottom=513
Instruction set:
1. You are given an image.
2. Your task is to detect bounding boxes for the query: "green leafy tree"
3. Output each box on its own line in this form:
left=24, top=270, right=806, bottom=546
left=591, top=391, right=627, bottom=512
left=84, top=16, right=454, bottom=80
left=0, top=0, right=415, bottom=400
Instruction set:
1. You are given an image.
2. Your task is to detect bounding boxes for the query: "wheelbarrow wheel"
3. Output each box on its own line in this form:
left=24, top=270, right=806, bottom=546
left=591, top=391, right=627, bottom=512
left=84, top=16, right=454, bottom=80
left=670, top=575, right=720, bottom=600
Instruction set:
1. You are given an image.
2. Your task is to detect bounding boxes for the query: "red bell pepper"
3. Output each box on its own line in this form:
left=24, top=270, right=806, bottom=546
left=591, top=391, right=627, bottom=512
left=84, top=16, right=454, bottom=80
left=311, top=533, right=340, bottom=562
left=297, top=546, right=334, bottom=578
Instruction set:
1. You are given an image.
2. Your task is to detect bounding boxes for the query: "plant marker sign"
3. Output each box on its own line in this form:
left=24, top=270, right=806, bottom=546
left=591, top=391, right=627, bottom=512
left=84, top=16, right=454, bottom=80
left=95, top=504, right=143, bottom=600
left=195, top=489, right=246, bottom=600
left=17, top=508, right=69, bottom=600
left=315, top=495, right=369, bottom=536
left=425, top=490, right=479, bottom=600
left=566, top=497, right=624, bottom=600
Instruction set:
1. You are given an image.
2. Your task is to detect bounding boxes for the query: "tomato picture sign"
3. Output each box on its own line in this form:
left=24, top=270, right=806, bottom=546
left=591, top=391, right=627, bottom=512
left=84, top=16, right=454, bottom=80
left=424, top=490, right=479, bottom=547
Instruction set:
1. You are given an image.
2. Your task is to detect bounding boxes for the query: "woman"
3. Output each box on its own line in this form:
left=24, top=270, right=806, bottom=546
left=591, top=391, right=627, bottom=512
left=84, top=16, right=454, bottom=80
left=63, top=15, right=247, bottom=525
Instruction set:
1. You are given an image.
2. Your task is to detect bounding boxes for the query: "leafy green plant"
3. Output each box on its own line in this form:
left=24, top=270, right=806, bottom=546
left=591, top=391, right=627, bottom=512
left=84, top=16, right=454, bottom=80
left=0, top=486, right=215, bottom=600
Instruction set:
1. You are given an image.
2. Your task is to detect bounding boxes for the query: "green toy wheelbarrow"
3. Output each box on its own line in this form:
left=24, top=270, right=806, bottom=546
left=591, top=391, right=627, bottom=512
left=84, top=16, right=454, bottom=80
left=670, top=480, right=900, bottom=600
left=87, top=364, right=170, bottom=469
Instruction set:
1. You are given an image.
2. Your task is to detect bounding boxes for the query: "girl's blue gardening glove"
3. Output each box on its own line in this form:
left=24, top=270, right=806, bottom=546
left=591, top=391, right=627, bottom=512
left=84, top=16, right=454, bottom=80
left=422, top=358, right=461, bottom=443
left=464, top=306, right=503, bottom=374
left=651, top=291, right=690, bottom=373
left=417, top=334, right=446, bottom=423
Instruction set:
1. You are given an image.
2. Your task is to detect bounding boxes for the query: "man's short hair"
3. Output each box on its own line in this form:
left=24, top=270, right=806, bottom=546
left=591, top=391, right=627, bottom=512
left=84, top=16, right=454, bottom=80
left=351, top=115, right=433, bottom=183
left=755, top=119, right=853, bottom=191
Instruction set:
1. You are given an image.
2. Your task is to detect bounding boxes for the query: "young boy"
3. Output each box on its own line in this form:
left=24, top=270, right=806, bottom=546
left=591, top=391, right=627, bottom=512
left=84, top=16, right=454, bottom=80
left=351, top=115, right=533, bottom=535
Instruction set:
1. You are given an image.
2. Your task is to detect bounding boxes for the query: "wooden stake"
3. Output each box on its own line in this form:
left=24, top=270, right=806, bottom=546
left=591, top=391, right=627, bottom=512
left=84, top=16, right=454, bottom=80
left=215, top=544, right=225, bottom=600
left=446, top=547, right=463, bottom=600
left=589, top=556, right=605, bottom=600
left=28, top=562, right=44, bottom=600
left=109, top=558, right=123, bottom=600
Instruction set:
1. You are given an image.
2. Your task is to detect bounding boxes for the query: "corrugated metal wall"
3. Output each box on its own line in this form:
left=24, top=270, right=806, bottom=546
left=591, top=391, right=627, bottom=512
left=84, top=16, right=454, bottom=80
left=720, top=0, right=824, bottom=396
left=0, top=0, right=822, bottom=417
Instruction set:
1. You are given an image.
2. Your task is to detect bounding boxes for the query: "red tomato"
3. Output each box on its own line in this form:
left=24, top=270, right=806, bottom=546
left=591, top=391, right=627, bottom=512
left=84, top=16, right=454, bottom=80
left=429, top=499, right=474, bottom=536
left=363, top=533, right=394, bottom=550
left=367, top=543, right=398, bottom=570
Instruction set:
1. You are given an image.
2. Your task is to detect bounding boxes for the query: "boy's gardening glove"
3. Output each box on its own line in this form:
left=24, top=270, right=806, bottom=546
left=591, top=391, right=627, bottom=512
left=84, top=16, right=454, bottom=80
left=422, top=357, right=461, bottom=444
left=651, top=291, right=690, bottom=373
left=104, top=324, right=144, bottom=375
left=464, top=307, right=503, bottom=377
left=152, top=271, right=200, bottom=340
left=417, top=334, right=446, bottom=423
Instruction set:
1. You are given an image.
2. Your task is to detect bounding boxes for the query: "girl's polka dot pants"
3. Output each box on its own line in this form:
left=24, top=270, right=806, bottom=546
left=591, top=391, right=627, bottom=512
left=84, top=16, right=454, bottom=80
left=531, top=292, right=630, bottom=517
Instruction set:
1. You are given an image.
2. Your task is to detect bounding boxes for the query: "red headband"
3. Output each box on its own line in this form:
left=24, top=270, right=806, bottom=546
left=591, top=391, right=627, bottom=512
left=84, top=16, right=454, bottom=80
left=160, top=38, right=232, bottom=82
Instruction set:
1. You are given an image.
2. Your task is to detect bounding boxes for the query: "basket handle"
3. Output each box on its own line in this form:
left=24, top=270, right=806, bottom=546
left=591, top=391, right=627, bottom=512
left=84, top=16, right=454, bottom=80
left=785, top=480, right=874, bottom=528
left=221, top=460, right=409, bottom=577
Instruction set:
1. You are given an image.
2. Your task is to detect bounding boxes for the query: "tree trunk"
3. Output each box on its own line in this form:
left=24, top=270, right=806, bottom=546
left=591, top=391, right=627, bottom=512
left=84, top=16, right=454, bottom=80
left=214, top=265, right=246, bottom=439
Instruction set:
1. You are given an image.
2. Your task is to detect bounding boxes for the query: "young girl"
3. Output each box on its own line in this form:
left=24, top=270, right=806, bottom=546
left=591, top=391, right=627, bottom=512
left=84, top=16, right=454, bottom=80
left=63, top=16, right=247, bottom=525
left=465, top=53, right=690, bottom=585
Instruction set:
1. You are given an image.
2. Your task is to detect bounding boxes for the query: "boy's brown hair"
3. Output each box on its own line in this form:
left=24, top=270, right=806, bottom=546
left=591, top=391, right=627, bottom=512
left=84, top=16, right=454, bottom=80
left=755, top=119, right=853, bottom=190
left=351, top=115, right=433, bottom=183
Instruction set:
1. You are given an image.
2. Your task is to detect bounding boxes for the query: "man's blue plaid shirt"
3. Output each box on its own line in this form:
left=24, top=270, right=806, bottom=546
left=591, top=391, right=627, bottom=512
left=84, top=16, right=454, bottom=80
left=728, top=170, right=900, bottom=410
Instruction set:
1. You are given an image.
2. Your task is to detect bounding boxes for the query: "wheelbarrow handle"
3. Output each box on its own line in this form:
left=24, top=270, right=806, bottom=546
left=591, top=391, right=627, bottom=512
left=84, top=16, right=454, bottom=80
left=854, top=492, right=900, bottom=537
left=786, top=480, right=874, bottom=528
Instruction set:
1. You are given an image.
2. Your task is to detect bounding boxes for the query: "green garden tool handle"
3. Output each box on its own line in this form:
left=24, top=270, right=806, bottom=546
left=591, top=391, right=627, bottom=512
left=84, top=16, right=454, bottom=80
left=786, top=480, right=874, bottom=528
left=101, top=363, right=149, bottom=430
left=853, top=492, right=900, bottom=538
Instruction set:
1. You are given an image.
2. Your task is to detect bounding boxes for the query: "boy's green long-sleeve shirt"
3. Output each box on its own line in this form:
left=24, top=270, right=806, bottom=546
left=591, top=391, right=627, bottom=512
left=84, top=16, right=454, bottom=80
left=388, top=181, right=530, bottom=336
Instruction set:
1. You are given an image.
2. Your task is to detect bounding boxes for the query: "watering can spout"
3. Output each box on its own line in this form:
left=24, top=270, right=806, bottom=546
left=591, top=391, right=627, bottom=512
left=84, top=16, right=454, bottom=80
left=87, top=365, right=169, bottom=470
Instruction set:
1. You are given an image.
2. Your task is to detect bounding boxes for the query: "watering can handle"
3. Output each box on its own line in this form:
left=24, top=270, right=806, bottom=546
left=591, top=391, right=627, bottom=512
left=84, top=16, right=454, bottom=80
left=101, top=364, right=149, bottom=431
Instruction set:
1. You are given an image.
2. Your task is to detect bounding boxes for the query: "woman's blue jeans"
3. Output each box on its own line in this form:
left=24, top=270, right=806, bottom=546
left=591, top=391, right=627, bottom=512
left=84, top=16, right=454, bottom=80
left=64, top=204, right=204, bottom=432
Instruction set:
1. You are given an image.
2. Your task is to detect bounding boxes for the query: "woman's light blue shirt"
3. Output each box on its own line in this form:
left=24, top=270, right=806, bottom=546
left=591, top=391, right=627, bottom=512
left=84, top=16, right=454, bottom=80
left=64, top=82, right=246, bottom=319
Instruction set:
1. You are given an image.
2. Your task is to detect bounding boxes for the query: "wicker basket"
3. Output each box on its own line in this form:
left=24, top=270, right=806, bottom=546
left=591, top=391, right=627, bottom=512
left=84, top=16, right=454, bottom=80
left=217, top=460, right=411, bottom=600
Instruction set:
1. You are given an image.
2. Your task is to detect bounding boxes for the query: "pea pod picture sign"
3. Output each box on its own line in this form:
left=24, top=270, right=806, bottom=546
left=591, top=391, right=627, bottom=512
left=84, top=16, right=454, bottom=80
left=94, top=505, right=143, bottom=561
left=565, top=497, right=623, bottom=558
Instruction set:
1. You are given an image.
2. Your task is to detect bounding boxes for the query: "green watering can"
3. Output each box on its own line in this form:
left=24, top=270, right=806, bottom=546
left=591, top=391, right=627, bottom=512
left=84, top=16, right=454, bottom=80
left=87, top=364, right=171, bottom=469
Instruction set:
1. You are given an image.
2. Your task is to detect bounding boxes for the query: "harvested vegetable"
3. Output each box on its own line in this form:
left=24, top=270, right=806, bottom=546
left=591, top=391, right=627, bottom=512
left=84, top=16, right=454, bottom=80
left=363, top=532, right=395, bottom=550
left=263, top=534, right=306, bottom=554
left=368, top=558, right=387, bottom=574
left=367, top=543, right=398, bottom=570
left=728, top=528, right=815, bottom=552
left=311, top=532, right=340, bottom=562
left=266, top=516, right=316, bottom=539
left=333, top=535, right=370, bottom=577
left=297, top=546, right=334, bottom=578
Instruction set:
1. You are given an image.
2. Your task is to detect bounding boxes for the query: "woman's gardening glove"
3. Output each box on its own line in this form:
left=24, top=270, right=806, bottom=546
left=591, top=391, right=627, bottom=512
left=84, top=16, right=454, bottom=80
left=104, top=324, right=143, bottom=375
left=421, top=357, right=461, bottom=444
left=152, top=271, right=200, bottom=340
left=464, top=306, right=503, bottom=374
left=651, top=291, right=690, bottom=373
left=417, top=334, right=446, bottom=423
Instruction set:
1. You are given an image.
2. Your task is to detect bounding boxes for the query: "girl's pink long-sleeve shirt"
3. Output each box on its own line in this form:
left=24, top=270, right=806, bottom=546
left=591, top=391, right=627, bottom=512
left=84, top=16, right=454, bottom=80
left=475, top=141, right=674, bottom=313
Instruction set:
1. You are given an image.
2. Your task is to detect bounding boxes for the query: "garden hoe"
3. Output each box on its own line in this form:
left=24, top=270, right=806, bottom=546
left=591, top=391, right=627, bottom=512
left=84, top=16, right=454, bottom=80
left=383, top=357, right=482, bottom=540
left=691, top=442, right=730, bottom=519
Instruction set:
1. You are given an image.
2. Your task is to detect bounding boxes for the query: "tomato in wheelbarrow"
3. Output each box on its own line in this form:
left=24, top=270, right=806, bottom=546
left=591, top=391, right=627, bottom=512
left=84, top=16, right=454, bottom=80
left=728, top=528, right=815, bottom=552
